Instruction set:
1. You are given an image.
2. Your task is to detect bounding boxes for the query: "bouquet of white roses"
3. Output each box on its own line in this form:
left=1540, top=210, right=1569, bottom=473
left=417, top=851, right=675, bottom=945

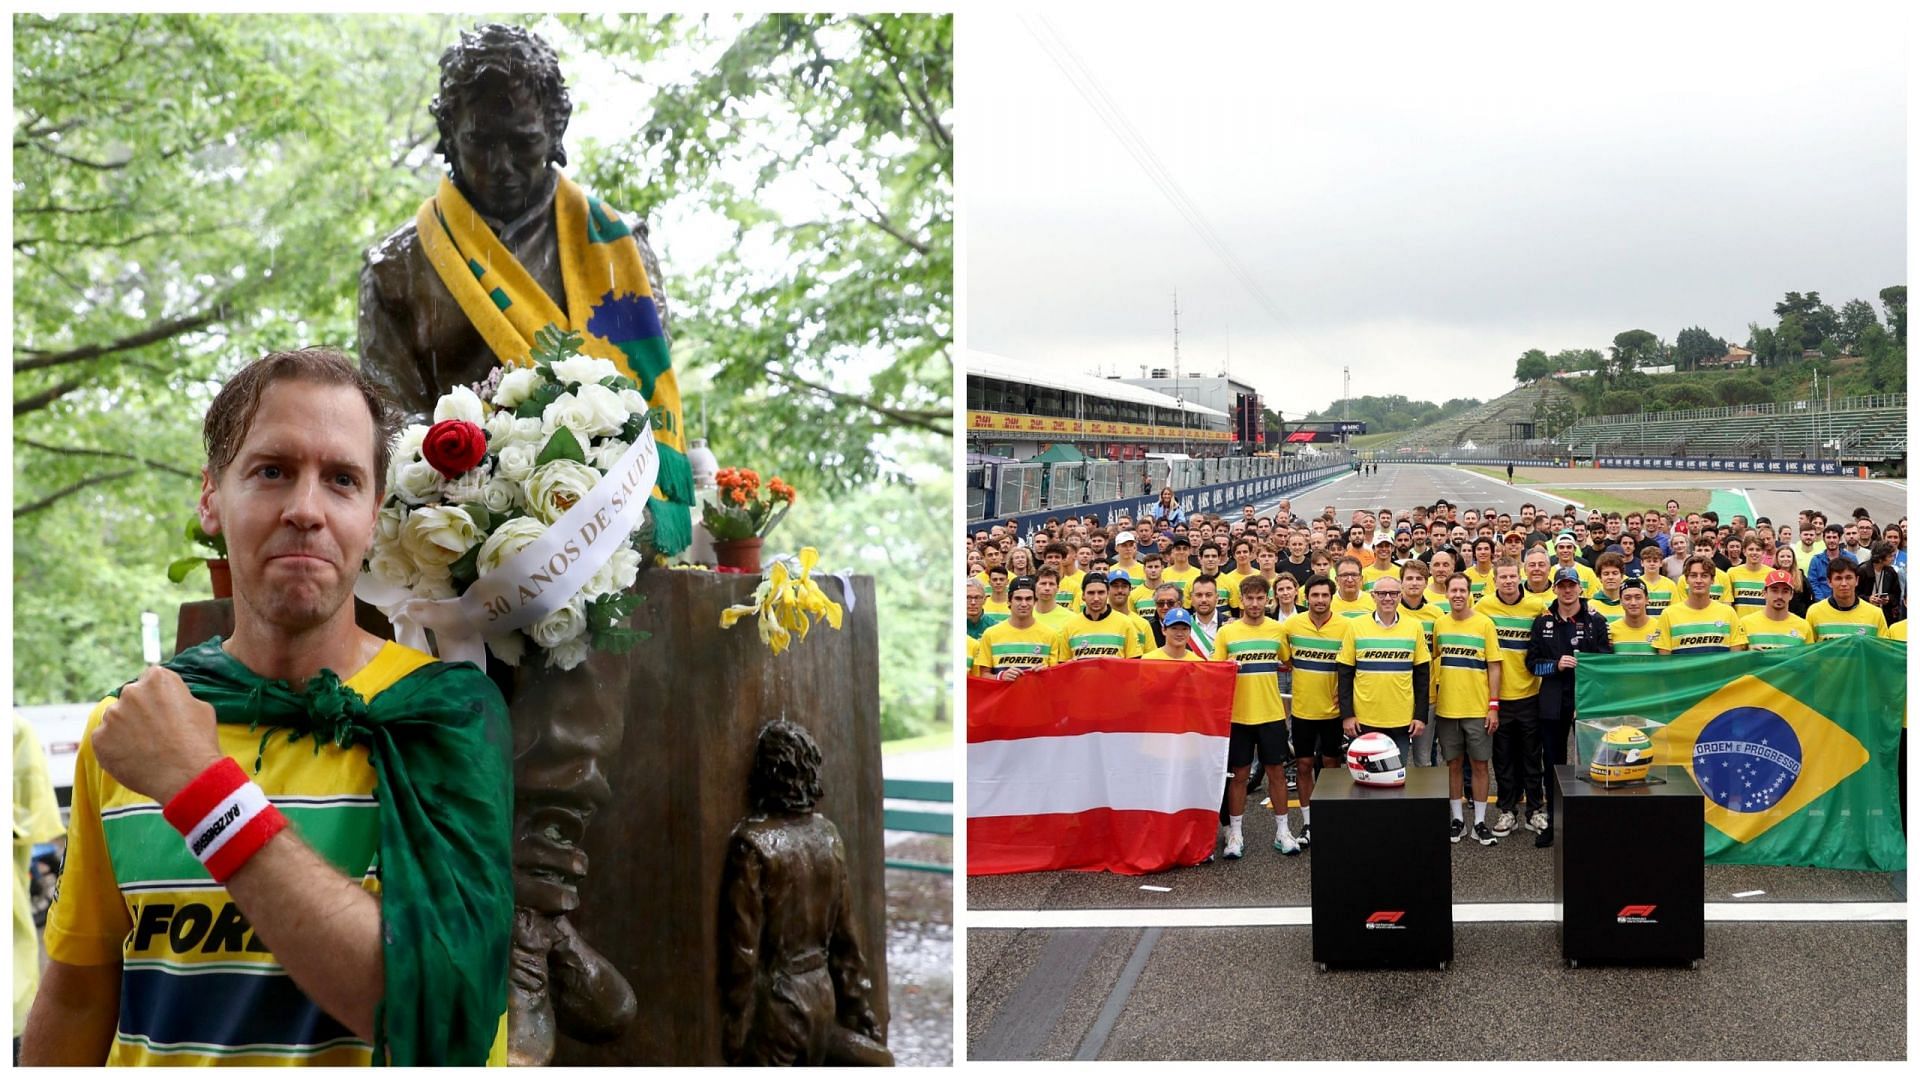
left=361, top=327, right=655, bottom=671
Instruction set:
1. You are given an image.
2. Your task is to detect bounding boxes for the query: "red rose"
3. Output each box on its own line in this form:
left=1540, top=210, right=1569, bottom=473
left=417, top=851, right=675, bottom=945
left=422, top=419, right=488, bottom=478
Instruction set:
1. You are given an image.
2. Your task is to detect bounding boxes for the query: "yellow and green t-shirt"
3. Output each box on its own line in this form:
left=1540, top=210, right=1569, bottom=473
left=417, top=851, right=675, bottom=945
left=1279, top=612, right=1350, bottom=722
left=971, top=620, right=1060, bottom=676
left=1432, top=612, right=1501, bottom=720
left=1052, top=610, right=1142, bottom=663
left=1554, top=561, right=1601, bottom=599
left=1588, top=591, right=1626, bottom=626
left=45, top=642, right=509, bottom=1067
left=1336, top=614, right=1431, bottom=729
left=1330, top=593, right=1376, bottom=621
left=1031, top=604, right=1074, bottom=636
left=1707, top=567, right=1732, bottom=603
left=1654, top=600, right=1747, bottom=654
left=1609, top=618, right=1663, bottom=656
left=1160, top=565, right=1200, bottom=602
left=1361, top=564, right=1401, bottom=593
left=1218, top=568, right=1254, bottom=609
left=1805, top=598, right=1888, bottom=641
left=1739, top=611, right=1812, bottom=651
left=1885, top=620, right=1907, bottom=728
left=1638, top=574, right=1676, bottom=617
left=980, top=597, right=1010, bottom=630
left=1052, top=575, right=1081, bottom=613
left=1475, top=591, right=1550, bottom=701
left=1143, top=645, right=1208, bottom=662
left=1726, top=565, right=1774, bottom=612
left=1212, top=617, right=1288, bottom=725
left=1464, top=564, right=1496, bottom=600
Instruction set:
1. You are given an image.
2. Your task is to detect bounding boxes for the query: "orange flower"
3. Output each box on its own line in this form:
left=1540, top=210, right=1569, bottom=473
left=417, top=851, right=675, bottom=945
left=730, top=488, right=749, bottom=505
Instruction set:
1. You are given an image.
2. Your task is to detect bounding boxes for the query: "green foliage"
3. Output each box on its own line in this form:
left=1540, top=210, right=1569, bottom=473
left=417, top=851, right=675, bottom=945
left=1879, top=286, right=1906, bottom=344
left=586, top=591, right=647, bottom=653
left=564, top=13, right=952, bottom=497
left=1514, top=348, right=1552, bottom=383
left=1673, top=326, right=1726, bottom=371
left=1302, top=394, right=1480, bottom=434
left=1836, top=300, right=1879, bottom=352
left=1715, top=376, right=1770, bottom=406
left=773, top=433, right=949, bottom=741
left=1608, top=329, right=1661, bottom=381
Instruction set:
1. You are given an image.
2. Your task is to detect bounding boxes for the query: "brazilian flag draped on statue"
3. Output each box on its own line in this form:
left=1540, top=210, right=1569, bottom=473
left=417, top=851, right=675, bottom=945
left=1575, top=636, right=1905, bottom=872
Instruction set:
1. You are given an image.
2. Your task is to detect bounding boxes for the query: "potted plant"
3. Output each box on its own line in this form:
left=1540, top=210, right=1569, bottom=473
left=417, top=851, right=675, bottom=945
left=167, top=518, right=231, bottom=598
left=701, top=469, right=795, bottom=572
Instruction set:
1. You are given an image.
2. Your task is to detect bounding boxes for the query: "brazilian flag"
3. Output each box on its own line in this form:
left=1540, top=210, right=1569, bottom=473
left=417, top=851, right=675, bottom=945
left=1575, top=636, right=1905, bottom=872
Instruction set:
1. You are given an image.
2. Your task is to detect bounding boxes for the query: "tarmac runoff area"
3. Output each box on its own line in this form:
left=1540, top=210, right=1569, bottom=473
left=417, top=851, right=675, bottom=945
left=1257, top=464, right=1907, bottom=531
left=971, top=460, right=1910, bottom=1061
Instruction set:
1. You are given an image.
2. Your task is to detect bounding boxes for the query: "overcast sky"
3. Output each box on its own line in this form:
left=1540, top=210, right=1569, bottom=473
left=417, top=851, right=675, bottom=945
left=963, top=3, right=1907, bottom=417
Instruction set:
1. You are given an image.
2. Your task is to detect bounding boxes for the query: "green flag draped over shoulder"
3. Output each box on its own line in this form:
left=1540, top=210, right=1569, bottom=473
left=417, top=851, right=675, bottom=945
left=161, top=639, right=513, bottom=1065
left=1574, top=636, right=1906, bottom=871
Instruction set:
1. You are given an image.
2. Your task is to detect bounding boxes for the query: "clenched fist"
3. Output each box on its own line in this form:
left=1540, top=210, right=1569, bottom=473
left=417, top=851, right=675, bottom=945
left=93, top=667, right=225, bottom=804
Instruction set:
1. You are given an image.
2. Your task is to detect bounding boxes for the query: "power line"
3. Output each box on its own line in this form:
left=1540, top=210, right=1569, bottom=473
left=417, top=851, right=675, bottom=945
left=1024, top=15, right=1290, bottom=328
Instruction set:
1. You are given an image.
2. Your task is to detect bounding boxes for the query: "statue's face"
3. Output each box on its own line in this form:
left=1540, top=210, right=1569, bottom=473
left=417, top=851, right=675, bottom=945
left=449, top=87, right=554, bottom=220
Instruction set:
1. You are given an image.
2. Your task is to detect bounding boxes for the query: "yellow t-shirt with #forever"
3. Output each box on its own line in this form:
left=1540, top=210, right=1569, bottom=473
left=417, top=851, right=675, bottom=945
left=1432, top=612, right=1501, bottom=720
left=1336, top=613, right=1430, bottom=728
left=1279, top=612, right=1350, bottom=722
left=1212, top=617, right=1288, bottom=725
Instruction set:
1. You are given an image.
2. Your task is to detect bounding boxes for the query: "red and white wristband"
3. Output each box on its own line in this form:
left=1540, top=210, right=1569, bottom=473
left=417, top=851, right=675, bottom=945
left=161, top=758, right=288, bottom=883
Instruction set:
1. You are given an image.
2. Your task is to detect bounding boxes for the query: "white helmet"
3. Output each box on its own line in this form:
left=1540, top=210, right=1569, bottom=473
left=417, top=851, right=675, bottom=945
left=1346, top=732, right=1406, bottom=787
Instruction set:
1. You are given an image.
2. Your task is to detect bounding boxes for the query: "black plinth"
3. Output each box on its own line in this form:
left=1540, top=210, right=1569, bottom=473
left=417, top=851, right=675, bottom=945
left=1554, top=765, right=1705, bottom=967
left=1310, top=766, right=1452, bottom=970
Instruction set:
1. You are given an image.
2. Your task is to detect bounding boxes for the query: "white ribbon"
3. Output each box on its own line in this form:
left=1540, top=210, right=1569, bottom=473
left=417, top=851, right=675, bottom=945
left=357, top=422, right=661, bottom=668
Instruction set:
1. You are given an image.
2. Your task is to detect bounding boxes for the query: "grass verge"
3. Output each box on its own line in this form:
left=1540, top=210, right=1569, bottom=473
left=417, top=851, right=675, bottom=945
left=882, top=724, right=954, bottom=756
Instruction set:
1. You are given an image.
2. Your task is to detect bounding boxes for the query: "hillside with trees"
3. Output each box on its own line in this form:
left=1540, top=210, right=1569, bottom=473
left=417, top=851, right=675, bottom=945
left=1511, top=287, right=1904, bottom=419
left=1287, top=394, right=1483, bottom=434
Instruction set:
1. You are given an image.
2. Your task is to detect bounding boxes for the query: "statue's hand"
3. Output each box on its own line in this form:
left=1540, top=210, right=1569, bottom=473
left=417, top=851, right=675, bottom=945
left=549, top=916, right=638, bottom=1042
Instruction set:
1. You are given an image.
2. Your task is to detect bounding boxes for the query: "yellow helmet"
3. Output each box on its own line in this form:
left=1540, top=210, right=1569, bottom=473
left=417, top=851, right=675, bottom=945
left=1590, top=725, right=1654, bottom=783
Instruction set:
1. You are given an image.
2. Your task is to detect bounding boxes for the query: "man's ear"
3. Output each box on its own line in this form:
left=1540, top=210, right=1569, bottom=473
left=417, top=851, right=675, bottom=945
left=197, top=467, right=222, bottom=540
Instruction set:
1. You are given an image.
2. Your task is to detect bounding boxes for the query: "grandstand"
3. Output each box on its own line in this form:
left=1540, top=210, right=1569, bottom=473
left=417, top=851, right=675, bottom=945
left=1377, top=379, right=1580, bottom=454
left=1558, top=393, right=1907, bottom=464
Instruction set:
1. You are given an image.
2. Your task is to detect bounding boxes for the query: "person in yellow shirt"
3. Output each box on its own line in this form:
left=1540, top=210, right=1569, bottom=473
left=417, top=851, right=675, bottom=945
left=1143, top=608, right=1210, bottom=662
left=1041, top=543, right=1081, bottom=612
left=1726, top=541, right=1775, bottom=613
left=1161, top=537, right=1200, bottom=601
left=971, top=577, right=1059, bottom=678
left=1609, top=578, right=1663, bottom=655
left=1212, top=576, right=1297, bottom=857
left=15, top=714, right=67, bottom=1051
left=1337, top=576, right=1431, bottom=763
left=1425, top=548, right=1461, bottom=607
left=1634, top=544, right=1676, bottom=617
left=980, top=566, right=1012, bottom=630
left=1551, top=532, right=1601, bottom=598
left=1432, top=573, right=1502, bottom=845
left=1281, top=574, right=1349, bottom=839
left=1806, top=556, right=1888, bottom=641
left=1104, top=573, right=1156, bottom=655
left=1474, top=559, right=1549, bottom=838
left=1464, top=538, right=1498, bottom=601
left=1655, top=555, right=1749, bottom=655
left=1362, top=538, right=1402, bottom=593
left=1030, top=568, right=1075, bottom=635
left=1741, top=570, right=1812, bottom=650
left=1588, top=552, right=1628, bottom=625
left=1135, top=551, right=1171, bottom=619
left=1053, top=573, right=1144, bottom=663
left=1397, top=560, right=1443, bottom=768
left=1330, top=557, right=1375, bottom=620
left=1219, top=538, right=1258, bottom=613
left=1109, top=530, right=1145, bottom=585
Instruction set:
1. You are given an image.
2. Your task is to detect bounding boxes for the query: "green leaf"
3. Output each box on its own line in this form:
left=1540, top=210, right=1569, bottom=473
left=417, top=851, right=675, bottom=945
left=449, top=542, right=482, bottom=585
left=514, top=381, right=565, bottom=419
left=167, top=556, right=208, bottom=584
left=460, top=502, right=493, bottom=534
left=531, top=325, right=585, bottom=367
left=536, top=426, right=588, bottom=466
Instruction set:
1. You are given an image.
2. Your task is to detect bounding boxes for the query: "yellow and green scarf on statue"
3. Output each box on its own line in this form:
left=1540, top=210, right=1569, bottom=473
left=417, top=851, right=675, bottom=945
left=417, top=173, right=694, bottom=554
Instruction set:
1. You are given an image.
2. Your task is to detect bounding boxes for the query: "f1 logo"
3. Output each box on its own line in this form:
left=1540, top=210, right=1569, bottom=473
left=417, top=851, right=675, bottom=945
left=1616, top=904, right=1658, bottom=923
left=1365, top=911, right=1405, bottom=925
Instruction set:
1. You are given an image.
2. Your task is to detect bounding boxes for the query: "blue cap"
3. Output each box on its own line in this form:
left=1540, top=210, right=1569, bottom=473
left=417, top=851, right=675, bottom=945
left=1554, top=566, right=1583, bottom=585
left=1162, top=606, right=1194, bottom=628
left=1107, top=570, right=1134, bottom=586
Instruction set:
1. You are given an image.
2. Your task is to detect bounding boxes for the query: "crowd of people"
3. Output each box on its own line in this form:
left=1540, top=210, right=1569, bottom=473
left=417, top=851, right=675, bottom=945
left=967, top=488, right=1908, bottom=862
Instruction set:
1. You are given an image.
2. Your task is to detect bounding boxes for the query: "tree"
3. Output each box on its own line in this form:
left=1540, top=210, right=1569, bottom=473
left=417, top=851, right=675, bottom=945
left=1673, top=326, right=1726, bottom=371
left=1550, top=347, right=1604, bottom=373
left=1837, top=299, right=1880, bottom=353
left=566, top=14, right=952, bottom=496
left=1598, top=389, right=1641, bottom=416
left=1609, top=329, right=1660, bottom=381
left=1880, top=285, right=1906, bottom=345
left=1514, top=348, right=1552, bottom=383
left=1774, top=313, right=1807, bottom=364
left=1746, top=322, right=1776, bottom=365
left=1716, top=376, right=1769, bottom=406
left=1663, top=383, right=1716, bottom=409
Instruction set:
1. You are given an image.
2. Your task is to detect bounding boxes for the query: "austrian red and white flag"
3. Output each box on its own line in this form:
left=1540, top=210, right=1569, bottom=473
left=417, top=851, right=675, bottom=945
left=968, top=658, right=1235, bottom=875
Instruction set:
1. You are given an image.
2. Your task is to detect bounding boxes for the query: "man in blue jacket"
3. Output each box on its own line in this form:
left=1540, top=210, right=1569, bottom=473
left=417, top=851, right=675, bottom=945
left=1808, top=523, right=1845, bottom=603
left=1526, top=567, right=1614, bottom=849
